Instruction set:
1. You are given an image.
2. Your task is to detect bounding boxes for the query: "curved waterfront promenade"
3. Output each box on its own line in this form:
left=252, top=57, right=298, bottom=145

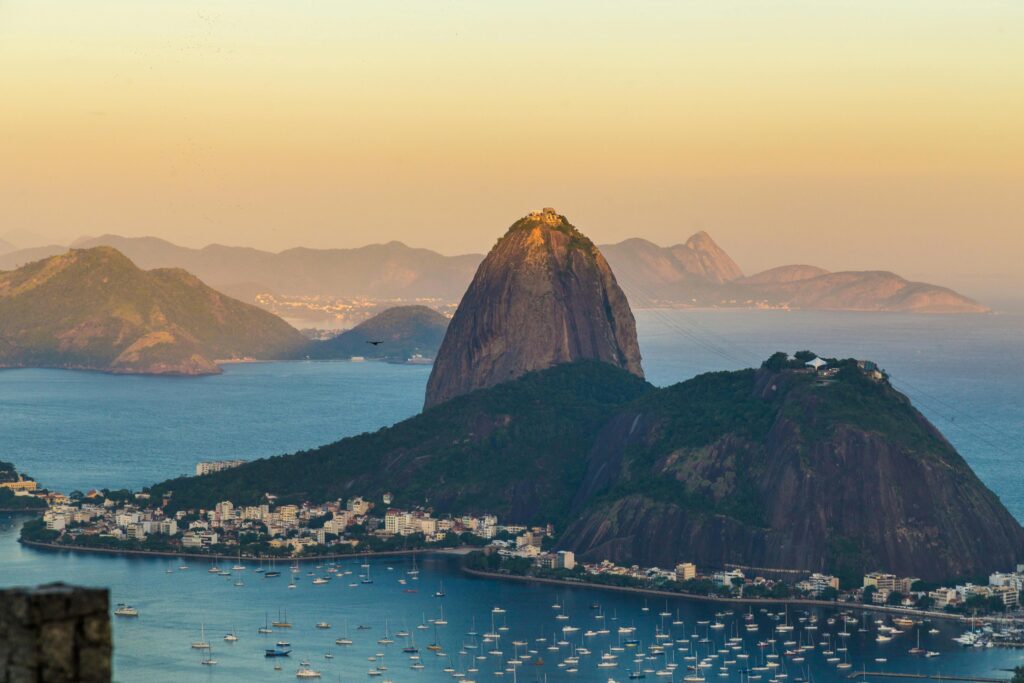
left=461, top=567, right=968, bottom=622
left=15, top=539, right=991, bottom=626
left=19, top=538, right=473, bottom=563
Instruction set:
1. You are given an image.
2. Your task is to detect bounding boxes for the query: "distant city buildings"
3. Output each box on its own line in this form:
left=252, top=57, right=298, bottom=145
left=535, top=550, right=575, bottom=571
left=0, top=477, right=38, bottom=494
left=675, top=562, right=697, bottom=582
left=24, top=465, right=1024, bottom=621
left=863, top=572, right=919, bottom=604
left=194, top=460, right=247, bottom=476
left=796, top=572, right=840, bottom=596
left=37, top=487, right=518, bottom=562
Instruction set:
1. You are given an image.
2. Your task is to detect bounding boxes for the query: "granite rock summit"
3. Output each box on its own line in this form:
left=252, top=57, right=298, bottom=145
left=424, top=208, right=643, bottom=409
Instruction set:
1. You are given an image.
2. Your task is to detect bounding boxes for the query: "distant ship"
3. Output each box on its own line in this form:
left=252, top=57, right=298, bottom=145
left=114, top=604, right=139, bottom=618
left=407, top=354, right=433, bottom=365
left=350, top=356, right=366, bottom=362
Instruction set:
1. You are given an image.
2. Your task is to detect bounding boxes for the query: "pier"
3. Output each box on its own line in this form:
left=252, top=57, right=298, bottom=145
left=846, top=673, right=1009, bottom=683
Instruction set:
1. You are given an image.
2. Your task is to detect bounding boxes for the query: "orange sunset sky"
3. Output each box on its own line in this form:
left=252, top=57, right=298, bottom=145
left=1, top=1, right=1022, bottom=299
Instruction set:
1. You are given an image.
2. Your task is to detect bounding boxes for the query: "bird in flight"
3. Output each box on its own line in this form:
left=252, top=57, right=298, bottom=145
left=366, top=340, right=384, bottom=346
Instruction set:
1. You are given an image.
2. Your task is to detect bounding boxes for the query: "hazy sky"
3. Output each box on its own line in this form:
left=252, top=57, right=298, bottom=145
left=1, top=1, right=1022, bottom=299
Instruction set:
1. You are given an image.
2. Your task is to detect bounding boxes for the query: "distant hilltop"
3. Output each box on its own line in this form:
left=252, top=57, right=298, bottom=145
left=599, top=234, right=988, bottom=314
left=0, top=247, right=449, bottom=376
left=0, top=247, right=308, bottom=375
left=0, top=226, right=987, bottom=320
left=151, top=210, right=1022, bottom=582
left=425, top=208, right=642, bottom=408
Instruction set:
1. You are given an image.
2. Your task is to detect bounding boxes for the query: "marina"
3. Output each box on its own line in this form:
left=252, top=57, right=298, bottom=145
left=3, top=513, right=1022, bottom=681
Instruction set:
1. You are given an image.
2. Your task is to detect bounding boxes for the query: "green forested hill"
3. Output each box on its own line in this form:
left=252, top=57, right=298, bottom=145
left=302, top=305, right=448, bottom=361
left=154, top=361, right=652, bottom=526
left=0, top=247, right=307, bottom=375
left=151, top=357, right=1024, bottom=582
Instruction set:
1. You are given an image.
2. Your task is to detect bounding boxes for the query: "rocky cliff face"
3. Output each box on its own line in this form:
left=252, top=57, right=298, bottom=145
left=160, top=357, right=1024, bottom=582
left=424, top=209, right=644, bottom=409
left=560, top=365, right=1024, bottom=582
left=669, top=231, right=745, bottom=283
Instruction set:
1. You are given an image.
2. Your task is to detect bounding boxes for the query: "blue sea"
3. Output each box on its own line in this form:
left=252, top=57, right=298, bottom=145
left=1, top=309, right=1023, bottom=680
left=3, top=310, right=1021, bottom=520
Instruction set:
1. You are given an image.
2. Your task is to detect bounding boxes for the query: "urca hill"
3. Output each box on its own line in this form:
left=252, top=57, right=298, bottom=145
left=152, top=209, right=1024, bottom=582
left=0, top=247, right=306, bottom=375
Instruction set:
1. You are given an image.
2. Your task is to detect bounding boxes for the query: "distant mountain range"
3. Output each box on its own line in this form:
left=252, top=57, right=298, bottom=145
left=0, top=247, right=450, bottom=375
left=0, top=231, right=986, bottom=320
left=600, top=234, right=987, bottom=313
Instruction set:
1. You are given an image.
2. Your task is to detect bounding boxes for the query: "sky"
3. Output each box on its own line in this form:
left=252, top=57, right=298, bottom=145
left=1, top=1, right=1022, bottom=300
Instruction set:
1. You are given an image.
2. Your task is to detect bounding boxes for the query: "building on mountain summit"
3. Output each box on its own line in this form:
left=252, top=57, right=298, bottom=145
left=527, top=207, right=561, bottom=225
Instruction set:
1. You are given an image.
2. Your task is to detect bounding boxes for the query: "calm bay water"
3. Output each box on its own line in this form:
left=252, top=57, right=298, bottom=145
left=0, top=361, right=432, bottom=493
left=1, top=309, right=1023, bottom=680
left=0, top=517, right=1021, bottom=682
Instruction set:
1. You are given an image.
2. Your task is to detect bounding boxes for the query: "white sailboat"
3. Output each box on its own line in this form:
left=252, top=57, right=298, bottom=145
left=336, top=620, right=354, bottom=646
left=192, top=624, right=211, bottom=650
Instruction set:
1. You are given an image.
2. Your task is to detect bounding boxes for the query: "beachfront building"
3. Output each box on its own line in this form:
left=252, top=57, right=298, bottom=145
left=0, top=478, right=38, bottom=494
left=675, top=562, right=697, bottom=582
left=796, top=572, right=840, bottom=596
left=194, top=459, right=246, bottom=476
left=990, top=571, right=1024, bottom=592
left=712, top=569, right=745, bottom=588
left=535, top=551, right=575, bottom=571
left=182, top=531, right=219, bottom=549
left=928, top=587, right=960, bottom=609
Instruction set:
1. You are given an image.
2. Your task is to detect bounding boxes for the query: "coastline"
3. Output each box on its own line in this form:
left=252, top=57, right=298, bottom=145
left=460, top=567, right=969, bottom=623
left=19, top=538, right=473, bottom=563
left=14, top=540, right=1013, bottom=626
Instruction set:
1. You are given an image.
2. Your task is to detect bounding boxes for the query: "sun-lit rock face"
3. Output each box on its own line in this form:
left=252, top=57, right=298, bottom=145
left=424, top=209, right=643, bottom=409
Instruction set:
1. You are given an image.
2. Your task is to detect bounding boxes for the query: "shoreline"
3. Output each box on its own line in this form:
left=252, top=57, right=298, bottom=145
left=460, top=567, right=970, bottom=623
left=19, top=538, right=473, bottom=563
left=15, top=539, right=1013, bottom=625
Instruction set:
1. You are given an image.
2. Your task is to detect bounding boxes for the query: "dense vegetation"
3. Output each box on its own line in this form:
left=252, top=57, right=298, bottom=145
left=0, top=488, right=46, bottom=511
left=153, top=353, right=928, bottom=527
left=505, top=212, right=596, bottom=253
left=0, top=461, right=46, bottom=510
left=151, top=361, right=653, bottom=527
left=0, top=460, right=22, bottom=483
left=147, top=353, right=1022, bottom=581
left=0, top=247, right=306, bottom=374
left=593, top=369, right=778, bottom=525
